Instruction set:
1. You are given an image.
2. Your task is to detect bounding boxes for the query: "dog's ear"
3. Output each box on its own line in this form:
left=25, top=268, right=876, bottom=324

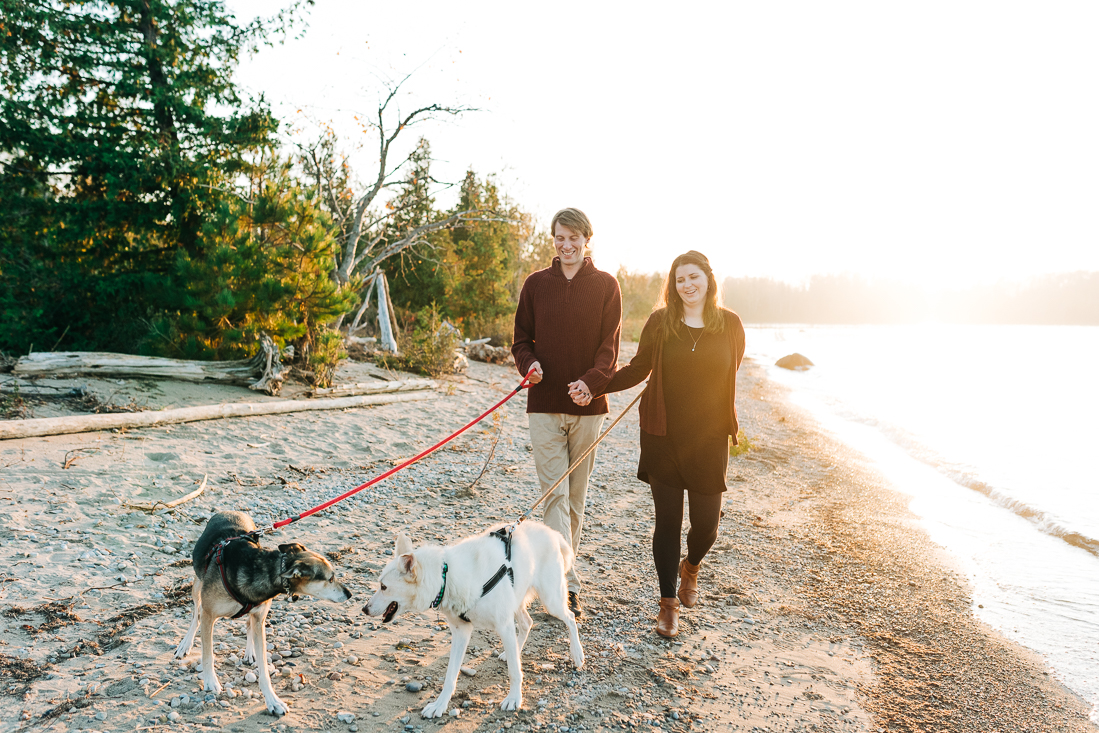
left=280, top=560, right=306, bottom=579
left=398, top=552, right=417, bottom=579
left=395, top=533, right=413, bottom=556
left=278, top=543, right=307, bottom=554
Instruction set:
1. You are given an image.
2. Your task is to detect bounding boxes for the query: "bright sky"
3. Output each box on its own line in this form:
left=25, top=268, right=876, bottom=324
left=228, top=0, right=1099, bottom=287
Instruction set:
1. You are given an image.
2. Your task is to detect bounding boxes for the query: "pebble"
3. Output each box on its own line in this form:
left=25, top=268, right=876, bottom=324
left=460, top=666, right=476, bottom=677
left=337, top=712, right=356, bottom=723
left=245, top=671, right=258, bottom=683
left=406, top=681, right=423, bottom=692
left=333, top=641, right=344, bottom=648
left=328, top=671, right=343, bottom=681
left=449, top=708, right=460, bottom=717
left=168, top=711, right=181, bottom=722
left=95, top=711, right=107, bottom=721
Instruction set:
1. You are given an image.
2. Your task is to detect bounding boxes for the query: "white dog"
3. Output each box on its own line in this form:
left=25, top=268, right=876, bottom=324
left=363, top=521, right=583, bottom=717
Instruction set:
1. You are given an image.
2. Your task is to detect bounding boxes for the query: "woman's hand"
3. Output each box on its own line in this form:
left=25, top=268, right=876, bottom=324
left=568, top=379, right=592, bottom=407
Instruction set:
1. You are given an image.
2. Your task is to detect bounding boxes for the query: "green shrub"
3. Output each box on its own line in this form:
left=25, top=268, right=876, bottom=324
left=730, top=430, right=753, bottom=457
left=378, top=304, right=460, bottom=378
left=305, top=329, right=347, bottom=388
left=461, top=313, right=515, bottom=347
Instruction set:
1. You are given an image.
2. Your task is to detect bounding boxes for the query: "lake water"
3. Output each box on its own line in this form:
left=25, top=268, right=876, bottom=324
left=746, top=324, right=1099, bottom=719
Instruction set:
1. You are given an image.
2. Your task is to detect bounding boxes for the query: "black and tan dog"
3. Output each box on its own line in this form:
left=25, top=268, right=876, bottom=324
left=174, top=511, right=351, bottom=716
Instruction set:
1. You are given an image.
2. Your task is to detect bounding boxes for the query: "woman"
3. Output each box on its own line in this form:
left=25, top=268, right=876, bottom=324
left=585, top=250, right=745, bottom=636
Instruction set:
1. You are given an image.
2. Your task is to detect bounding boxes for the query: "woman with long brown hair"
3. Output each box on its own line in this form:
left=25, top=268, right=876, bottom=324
left=581, top=250, right=745, bottom=636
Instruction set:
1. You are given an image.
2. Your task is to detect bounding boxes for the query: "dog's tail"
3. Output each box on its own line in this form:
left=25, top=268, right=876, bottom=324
left=555, top=530, right=575, bottom=574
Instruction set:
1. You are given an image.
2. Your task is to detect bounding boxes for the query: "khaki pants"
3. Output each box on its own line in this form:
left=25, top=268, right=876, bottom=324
left=528, top=412, right=606, bottom=593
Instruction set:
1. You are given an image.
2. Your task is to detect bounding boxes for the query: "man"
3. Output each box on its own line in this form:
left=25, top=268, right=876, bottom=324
left=512, top=207, right=622, bottom=619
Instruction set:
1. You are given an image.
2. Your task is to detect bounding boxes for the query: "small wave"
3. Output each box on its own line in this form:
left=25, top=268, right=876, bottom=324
left=941, top=475, right=1099, bottom=558
left=822, top=407, right=1099, bottom=559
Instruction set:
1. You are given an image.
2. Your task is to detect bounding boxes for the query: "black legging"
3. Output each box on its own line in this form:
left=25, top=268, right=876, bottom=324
left=649, top=480, right=724, bottom=599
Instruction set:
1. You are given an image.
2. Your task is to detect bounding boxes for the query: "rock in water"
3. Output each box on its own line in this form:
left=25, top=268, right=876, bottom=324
left=775, top=353, right=814, bottom=370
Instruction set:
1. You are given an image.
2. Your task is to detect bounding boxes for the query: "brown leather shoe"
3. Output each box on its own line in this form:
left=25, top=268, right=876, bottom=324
left=678, top=559, right=701, bottom=608
left=656, top=597, right=679, bottom=637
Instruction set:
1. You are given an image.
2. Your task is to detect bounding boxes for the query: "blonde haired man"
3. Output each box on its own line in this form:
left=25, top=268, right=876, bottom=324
left=512, top=207, right=622, bottom=618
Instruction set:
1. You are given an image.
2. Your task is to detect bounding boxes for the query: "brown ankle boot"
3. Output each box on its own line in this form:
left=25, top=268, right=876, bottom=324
left=656, top=597, right=679, bottom=637
left=678, top=559, right=701, bottom=608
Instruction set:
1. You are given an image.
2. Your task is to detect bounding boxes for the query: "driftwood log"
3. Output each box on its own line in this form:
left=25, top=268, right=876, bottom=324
left=13, top=333, right=289, bottom=394
left=307, top=378, right=436, bottom=398
left=126, top=475, right=208, bottom=513
left=466, top=342, right=514, bottom=366
left=0, top=390, right=438, bottom=441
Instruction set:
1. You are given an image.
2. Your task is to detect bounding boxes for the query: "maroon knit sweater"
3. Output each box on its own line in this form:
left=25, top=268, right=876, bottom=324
left=512, top=257, right=622, bottom=415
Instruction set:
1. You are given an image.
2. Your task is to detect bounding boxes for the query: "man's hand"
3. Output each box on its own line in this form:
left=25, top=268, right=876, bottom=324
left=526, top=361, right=544, bottom=384
left=568, top=379, right=592, bottom=407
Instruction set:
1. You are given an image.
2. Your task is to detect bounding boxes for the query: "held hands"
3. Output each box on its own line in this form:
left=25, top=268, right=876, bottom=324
left=526, top=363, right=591, bottom=406
left=568, top=379, right=593, bottom=407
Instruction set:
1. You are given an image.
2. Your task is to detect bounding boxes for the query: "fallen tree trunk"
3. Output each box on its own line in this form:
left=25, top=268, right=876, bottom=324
left=307, top=378, right=436, bottom=398
left=0, top=390, right=438, bottom=441
left=12, top=333, right=289, bottom=395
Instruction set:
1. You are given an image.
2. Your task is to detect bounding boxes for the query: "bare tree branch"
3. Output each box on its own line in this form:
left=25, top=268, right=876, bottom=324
left=353, top=211, right=514, bottom=274
left=332, top=76, right=477, bottom=286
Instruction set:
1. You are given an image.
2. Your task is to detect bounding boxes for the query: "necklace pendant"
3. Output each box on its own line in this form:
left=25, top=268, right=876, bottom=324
left=692, top=345, right=696, bottom=352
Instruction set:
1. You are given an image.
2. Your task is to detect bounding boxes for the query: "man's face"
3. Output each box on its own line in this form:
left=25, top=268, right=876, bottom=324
left=554, top=223, right=588, bottom=268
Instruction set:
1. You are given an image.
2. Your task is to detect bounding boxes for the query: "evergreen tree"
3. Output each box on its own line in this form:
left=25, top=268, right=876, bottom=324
left=442, top=171, right=520, bottom=325
left=0, top=0, right=303, bottom=352
left=146, top=153, right=355, bottom=360
left=383, top=139, right=450, bottom=312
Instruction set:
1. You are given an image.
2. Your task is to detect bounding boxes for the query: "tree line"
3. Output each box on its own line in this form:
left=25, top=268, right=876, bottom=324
left=0, top=0, right=552, bottom=377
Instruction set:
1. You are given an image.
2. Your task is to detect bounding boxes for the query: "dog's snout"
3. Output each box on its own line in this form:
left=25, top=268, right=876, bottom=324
left=361, top=603, right=371, bottom=615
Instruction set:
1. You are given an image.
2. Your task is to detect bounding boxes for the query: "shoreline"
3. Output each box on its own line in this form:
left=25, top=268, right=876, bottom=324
left=0, top=354, right=1093, bottom=731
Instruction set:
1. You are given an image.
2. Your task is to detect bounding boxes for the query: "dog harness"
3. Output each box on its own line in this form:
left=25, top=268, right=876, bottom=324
left=203, top=531, right=271, bottom=619
left=433, top=527, right=516, bottom=624
left=481, top=527, right=516, bottom=596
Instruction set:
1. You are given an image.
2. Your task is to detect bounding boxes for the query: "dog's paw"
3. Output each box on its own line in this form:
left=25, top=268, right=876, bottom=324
left=202, top=676, right=223, bottom=694
left=572, top=650, right=585, bottom=669
left=421, top=698, right=449, bottom=718
left=497, top=651, right=508, bottom=662
left=265, top=695, right=289, bottom=716
left=500, top=692, right=522, bottom=712
left=243, top=650, right=257, bottom=665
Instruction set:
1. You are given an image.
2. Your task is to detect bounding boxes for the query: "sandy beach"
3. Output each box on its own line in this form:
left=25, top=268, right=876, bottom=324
left=0, top=350, right=1094, bottom=733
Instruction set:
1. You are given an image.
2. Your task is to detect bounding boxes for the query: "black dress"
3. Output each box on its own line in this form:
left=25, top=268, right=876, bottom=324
left=637, top=323, right=733, bottom=494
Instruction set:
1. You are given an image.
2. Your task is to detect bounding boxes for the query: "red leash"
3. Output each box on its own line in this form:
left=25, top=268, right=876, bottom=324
left=268, top=367, right=536, bottom=531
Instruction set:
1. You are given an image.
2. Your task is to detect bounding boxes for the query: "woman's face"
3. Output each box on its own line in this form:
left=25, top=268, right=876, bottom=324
left=675, top=263, right=708, bottom=308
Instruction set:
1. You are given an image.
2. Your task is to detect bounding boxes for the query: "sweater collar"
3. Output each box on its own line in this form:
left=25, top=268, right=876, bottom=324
left=551, top=256, right=595, bottom=280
